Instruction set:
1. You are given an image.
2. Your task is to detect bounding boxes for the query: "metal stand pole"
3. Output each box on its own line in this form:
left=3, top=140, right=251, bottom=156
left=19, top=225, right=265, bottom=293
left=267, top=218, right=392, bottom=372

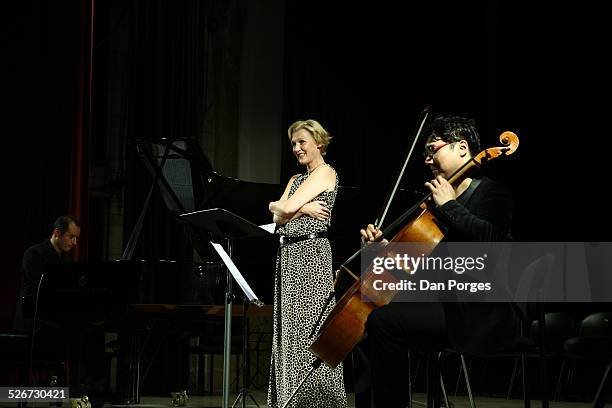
left=222, top=239, right=234, bottom=408
left=232, top=298, right=260, bottom=408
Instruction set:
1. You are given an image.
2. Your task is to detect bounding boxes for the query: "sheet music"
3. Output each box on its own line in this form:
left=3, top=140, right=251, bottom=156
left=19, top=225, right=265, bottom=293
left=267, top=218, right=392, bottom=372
left=259, top=223, right=276, bottom=234
left=210, top=242, right=263, bottom=307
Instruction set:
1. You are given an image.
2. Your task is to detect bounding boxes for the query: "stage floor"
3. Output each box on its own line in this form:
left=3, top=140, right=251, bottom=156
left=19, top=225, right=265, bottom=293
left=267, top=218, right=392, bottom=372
left=100, top=391, right=593, bottom=408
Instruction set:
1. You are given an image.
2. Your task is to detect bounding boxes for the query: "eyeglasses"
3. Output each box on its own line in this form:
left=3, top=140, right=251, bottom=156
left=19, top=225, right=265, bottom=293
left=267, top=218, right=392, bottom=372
left=423, top=142, right=451, bottom=159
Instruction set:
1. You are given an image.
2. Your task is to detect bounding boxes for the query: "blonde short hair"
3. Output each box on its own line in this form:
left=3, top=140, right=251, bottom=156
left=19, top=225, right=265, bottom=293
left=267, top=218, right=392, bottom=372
left=287, top=119, right=332, bottom=156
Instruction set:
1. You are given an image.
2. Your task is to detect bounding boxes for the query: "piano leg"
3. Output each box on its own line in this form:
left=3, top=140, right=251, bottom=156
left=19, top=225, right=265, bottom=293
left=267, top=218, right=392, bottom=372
left=114, top=330, right=140, bottom=405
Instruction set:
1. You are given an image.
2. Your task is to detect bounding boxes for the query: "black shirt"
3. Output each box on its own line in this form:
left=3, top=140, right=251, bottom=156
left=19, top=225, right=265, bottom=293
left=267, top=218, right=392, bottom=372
left=13, top=240, right=71, bottom=332
left=435, top=176, right=513, bottom=242
left=435, top=177, right=519, bottom=353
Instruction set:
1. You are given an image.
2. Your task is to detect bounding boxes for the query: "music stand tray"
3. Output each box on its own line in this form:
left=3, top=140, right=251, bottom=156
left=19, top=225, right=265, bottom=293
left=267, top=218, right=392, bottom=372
left=180, top=208, right=271, bottom=242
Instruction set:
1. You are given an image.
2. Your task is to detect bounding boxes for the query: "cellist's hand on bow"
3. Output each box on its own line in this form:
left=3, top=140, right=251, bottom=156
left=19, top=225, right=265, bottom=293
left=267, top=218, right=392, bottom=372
left=360, top=224, right=388, bottom=245
left=425, top=175, right=456, bottom=207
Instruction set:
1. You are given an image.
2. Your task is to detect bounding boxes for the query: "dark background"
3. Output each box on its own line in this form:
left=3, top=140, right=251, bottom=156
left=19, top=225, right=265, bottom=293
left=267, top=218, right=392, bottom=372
left=2, top=0, right=609, bottom=395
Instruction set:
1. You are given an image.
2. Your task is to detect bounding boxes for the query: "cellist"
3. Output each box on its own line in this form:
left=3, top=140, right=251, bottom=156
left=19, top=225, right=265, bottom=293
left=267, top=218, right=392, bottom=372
left=360, top=114, right=519, bottom=408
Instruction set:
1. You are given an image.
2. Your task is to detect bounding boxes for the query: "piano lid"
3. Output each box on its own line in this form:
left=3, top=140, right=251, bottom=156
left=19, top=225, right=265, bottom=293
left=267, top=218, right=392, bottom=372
left=136, top=139, right=281, bottom=226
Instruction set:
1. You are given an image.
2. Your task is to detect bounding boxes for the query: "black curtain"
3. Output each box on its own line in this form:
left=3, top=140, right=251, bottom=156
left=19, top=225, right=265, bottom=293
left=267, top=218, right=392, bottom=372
left=122, top=0, right=210, bottom=261
left=281, top=0, right=609, bottom=242
left=3, top=0, right=92, bottom=330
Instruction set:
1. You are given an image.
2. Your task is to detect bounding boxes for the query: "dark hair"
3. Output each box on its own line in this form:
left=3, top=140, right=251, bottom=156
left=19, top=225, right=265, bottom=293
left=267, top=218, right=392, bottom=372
left=52, top=214, right=80, bottom=235
left=425, top=115, right=481, bottom=156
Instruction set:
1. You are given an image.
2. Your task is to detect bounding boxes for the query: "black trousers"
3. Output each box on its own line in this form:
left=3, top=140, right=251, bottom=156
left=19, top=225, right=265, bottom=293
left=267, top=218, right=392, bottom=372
left=365, top=302, right=448, bottom=408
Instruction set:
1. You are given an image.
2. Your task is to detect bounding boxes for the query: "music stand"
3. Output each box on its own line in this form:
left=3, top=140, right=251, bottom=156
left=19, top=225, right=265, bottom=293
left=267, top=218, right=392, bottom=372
left=180, top=208, right=271, bottom=408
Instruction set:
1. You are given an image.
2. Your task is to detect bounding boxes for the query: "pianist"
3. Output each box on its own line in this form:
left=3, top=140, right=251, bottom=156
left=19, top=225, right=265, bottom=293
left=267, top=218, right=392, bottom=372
left=13, top=214, right=108, bottom=407
left=13, top=214, right=80, bottom=333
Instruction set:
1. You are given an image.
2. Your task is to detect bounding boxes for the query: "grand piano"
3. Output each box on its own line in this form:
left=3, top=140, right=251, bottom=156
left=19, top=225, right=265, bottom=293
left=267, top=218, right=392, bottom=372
left=35, top=138, right=416, bottom=402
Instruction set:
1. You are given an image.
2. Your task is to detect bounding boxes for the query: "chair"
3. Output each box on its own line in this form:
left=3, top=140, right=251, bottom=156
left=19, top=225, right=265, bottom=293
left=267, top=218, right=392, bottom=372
left=429, top=350, right=475, bottom=408
left=501, top=311, right=577, bottom=401
left=502, top=254, right=570, bottom=407
left=563, top=311, right=612, bottom=408
left=440, top=254, right=576, bottom=408
left=0, top=331, right=69, bottom=388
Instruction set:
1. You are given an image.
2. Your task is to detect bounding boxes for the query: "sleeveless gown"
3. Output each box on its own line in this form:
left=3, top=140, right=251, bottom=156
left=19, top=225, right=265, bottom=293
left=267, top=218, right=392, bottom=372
left=267, top=167, right=347, bottom=408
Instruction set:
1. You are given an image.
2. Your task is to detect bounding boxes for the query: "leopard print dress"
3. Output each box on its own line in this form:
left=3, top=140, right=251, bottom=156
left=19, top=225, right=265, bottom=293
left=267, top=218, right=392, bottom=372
left=267, top=166, right=347, bottom=408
